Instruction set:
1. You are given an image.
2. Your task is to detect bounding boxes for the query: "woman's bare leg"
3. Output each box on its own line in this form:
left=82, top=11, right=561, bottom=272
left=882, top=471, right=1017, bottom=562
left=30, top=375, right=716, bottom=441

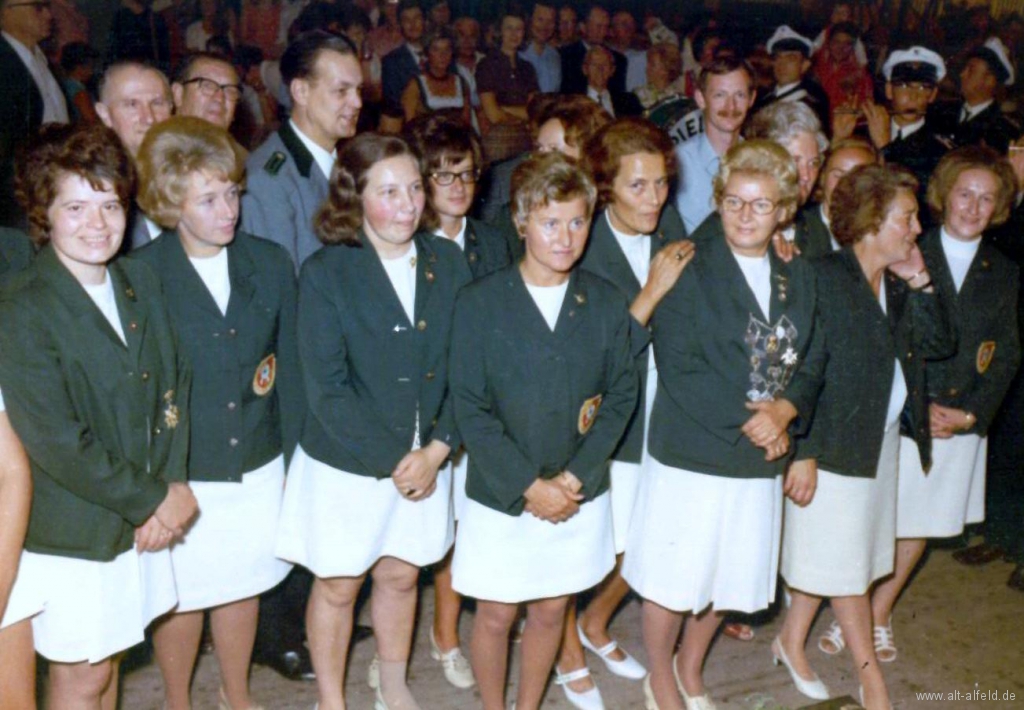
left=209, top=597, right=259, bottom=709
left=832, top=594, right=891, bottom=710
left=152, top=610, right=204, bottom=710
left=516, top=596, right=570, bottom=710
left=307, top=574, right=365, bottom=710
left=471, top=600, right=518, bottom=710
left=0, top=619, right=35, bottom=710
left=641, top=599, right=685, bottom=710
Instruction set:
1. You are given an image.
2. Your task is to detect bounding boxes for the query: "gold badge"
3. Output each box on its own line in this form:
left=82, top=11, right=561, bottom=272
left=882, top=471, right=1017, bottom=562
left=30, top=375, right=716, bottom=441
left=163, top=390, right=179, bottom=429
left=976, top=341, right=996, bottom=374
left=253, top=353, right=276, bottom=395
left=578, top=394, right=603, bottom=435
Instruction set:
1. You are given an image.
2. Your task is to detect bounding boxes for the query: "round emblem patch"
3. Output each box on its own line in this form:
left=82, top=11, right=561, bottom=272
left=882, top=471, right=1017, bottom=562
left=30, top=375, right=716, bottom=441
left=578, top=394, right=604, bottom=435
left=253, top=353, right=276, bottom=395
left=976, top=341, right=996, bottom=374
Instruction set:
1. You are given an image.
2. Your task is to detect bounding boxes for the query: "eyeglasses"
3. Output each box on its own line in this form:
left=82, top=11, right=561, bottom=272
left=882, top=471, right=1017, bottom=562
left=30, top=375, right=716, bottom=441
left=181, top=77, right=242, bottom=102
left=720, top=195, right=777, bottom=215
left=6, top=1, right=51, bottom=10
left=430, top=170, right=479, bottom=186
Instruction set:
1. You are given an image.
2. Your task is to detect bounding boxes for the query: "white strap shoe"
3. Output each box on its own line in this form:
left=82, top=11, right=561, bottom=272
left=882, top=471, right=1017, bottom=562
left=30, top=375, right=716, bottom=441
left=554, top=665, right=606, bottom=710
left=873, top=619, right=897, bottom=663
left=577, top=621, right=647, bottom=680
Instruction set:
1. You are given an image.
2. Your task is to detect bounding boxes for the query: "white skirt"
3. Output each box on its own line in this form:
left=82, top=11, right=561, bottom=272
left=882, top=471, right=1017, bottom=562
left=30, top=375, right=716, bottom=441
left=610, top=367, right=658, bottom=554
left=24, top=546, right=176, bottom=663
left=171, top=456, right=292, bottom=612
left=781, top=425, right=899, bottom=597
left=452, top=493, right=615, bottom=603
left=896, top=434, right=986, bottom=539
left=275, top=446, right=454, bottom=578
left=451, top=449, right=469, bottom=523
left=622, top=458, right=783, bottom=614
left=0, top=551, right=43, bottom=630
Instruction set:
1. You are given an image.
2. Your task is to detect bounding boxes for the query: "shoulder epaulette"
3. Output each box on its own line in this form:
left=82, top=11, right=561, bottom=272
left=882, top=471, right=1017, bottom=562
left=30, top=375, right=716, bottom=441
left=264, top=151, right=287, bottom=175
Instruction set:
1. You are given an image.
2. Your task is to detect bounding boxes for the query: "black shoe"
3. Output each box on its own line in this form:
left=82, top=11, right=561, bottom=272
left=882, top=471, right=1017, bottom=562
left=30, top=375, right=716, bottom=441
left=951, top=543, right=1006, bottom=566
left=1008, top=565, right=1024, bottom=592
left=254, top=645, right=316, bottom=681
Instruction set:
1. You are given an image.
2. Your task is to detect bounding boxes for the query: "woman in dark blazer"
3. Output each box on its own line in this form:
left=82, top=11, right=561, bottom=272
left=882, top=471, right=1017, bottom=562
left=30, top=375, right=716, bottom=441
left=552, top=117, right=693, bottom=708
left=0, top=124, right=195, bottom=708
left=622, top=140, right=825, bottom=710
left=869, top=147, right=1020, bottom=661
left=405, top=114, right=509, bottom=692
left=449, top=151, right=638, bottom=710
left=133, top=116, right=300, bottom=710
left=776, top=165, right=954, bottom=710
left=274, top=133, right=471, bottom=710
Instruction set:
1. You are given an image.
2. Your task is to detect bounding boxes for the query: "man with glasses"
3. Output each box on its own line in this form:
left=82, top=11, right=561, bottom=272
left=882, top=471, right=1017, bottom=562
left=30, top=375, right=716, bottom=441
left=877, top=47, right=951, bottom=210
left=173, top=52, right=242, bottom=129
left=0, top=0, right=68, bottom=226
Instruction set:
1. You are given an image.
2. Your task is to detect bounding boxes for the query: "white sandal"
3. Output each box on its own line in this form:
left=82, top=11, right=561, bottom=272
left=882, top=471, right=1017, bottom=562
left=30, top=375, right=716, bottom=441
left=554, top=666, right=605, bottom=710
left=817, top=620, right=845, bottom=656
left=873, top=619, right=897, bottom=663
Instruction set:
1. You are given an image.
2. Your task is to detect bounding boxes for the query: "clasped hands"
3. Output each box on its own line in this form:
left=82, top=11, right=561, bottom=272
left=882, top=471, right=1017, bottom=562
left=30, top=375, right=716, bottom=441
left=135, top=481, right=199, bottom=553
left=392, top=439, right=451, bottom=501
left=524, top=471, right=584, bottom=523
left=743, top=399, right=797, bottom=462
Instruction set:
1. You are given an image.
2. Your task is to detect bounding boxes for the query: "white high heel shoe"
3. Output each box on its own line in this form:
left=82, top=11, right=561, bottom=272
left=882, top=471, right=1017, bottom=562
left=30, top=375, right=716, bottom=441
left=771, top=637, right=830, bottom=700
left=671, top=654, right=718, bottom=710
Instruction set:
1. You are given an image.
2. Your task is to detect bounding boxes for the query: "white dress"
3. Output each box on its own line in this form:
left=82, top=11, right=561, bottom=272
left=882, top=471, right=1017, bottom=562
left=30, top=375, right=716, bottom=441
left=13, top=274, right=177, bottom=662
left=781, top=281, right=905, bottom=597
left=275, top=243, right=455, bottom=577
left=622, top=252, right=783, bottom=614
left=897, top=231, right=986, bottom=539
left=451, top=281, right=616, bottom=603
left=170, top=251, right=292, bottom=611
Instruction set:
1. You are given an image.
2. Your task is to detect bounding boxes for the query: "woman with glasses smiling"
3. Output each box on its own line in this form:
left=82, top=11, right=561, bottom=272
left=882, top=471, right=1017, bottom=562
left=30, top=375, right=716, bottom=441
left=623, top=140, right=825, bottom=710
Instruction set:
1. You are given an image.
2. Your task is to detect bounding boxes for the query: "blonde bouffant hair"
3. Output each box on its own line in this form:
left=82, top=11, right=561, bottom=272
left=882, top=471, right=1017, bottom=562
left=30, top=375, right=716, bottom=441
left=136, top=115, right=247, bottom=228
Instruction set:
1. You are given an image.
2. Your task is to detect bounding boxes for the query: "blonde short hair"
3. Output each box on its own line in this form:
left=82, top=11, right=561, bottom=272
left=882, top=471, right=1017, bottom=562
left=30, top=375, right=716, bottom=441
left=713, top=140, right=800, bottom=224
left=136, top=116, right=247, bottom=228
left=510, top=152, right=597, bottom=233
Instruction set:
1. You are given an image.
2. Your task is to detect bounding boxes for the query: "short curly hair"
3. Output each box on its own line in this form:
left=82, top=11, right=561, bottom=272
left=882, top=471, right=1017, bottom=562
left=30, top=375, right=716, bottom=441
left=136, top=116, right=247, bottom=228
left=712, top=139, right=800, bottom=225
left=830, top=164, right=918, bottom=247
left=510, top=151, right=597, bottom=234
left=315, top=133, right=421, bottom=246
left=583, top=116, right=677, bottom=208
left=926, top=145, right=1016, bottom=228
left=15, top=123, right=135, bottom=246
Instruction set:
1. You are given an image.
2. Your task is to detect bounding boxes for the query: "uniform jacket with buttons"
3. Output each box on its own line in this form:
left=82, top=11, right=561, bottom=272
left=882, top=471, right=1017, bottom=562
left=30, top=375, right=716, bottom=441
left=132, top=231, right=304, bottom=481
left=463, top=217, right=511, bottom=279
left=931, top=100, right=1020, bottom=153
left=795, top=204, right=835, bottom=260
left=449, top=265, right=639, bottom=515
left=918, top=228, right=1020, bottom=435
left=648, top=214, right=826, bottom=479
left=579, top=205, right=686, bottom=463
left=241, top=121, right=331, bottom=270
left=799, top=247, right=955, bottom=477
left=0, top=247, right=190, bottom=561
left=299, top=231, right=471, bottom=478
left=0, top=226, right=33, bottom=285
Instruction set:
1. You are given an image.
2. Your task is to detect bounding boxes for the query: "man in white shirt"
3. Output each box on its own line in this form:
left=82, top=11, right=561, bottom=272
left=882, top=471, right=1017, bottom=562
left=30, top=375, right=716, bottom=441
left=674, top=57, right=756, bottom=233
left=0, top=0, right=68, bottom=225
left=95, top=61, right=174, bottom=250
left=242, top=30, right=363, bottom=269
left=583, top=44, right=642, bottom=119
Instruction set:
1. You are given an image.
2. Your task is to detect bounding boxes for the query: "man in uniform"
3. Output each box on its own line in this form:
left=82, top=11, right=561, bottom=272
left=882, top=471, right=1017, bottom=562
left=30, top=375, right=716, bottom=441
left=932, top=37, right=1020, bottom=152
left=173, top=52, right=242, bottom=130
left=0, top=0, right=68, bottom=226
left=877, top=46, right=951, bottom=213
left=753, top=25, right=830, bottom=134
left=95, top=61, right=174, bottom=250
left=241, top=31, right=363, bottom=270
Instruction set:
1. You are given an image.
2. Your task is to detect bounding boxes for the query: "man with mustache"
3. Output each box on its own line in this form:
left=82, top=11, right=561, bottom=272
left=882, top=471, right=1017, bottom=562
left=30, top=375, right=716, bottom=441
left=673, top=56, right=756, bottom=234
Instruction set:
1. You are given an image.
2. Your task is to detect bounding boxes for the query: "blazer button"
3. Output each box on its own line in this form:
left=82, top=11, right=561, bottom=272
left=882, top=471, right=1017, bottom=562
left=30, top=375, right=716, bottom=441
left=227, top=401, right=237, bottom=411
left=906, top=351, right=913, bottom=360
left=425, top=371, right=435, bottom=380
left=129, top=322, right=138, bottom=331
left=141, top=371, right=150, bottom=381
left=228, top=328, right=238, bottom=337
left=949, top=388, right=958, bottom=396
left=417, top=320, right=427, bottom=331
left=468, top=253, right=478, bottom=263
left=153, top=426, right=162, bottom=435
left=229, top=437, right=239, bottom=447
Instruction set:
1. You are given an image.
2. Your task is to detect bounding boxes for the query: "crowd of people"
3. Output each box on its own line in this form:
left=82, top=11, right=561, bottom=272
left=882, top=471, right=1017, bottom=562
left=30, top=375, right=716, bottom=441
left=0, top=1, right=1023, bottom=710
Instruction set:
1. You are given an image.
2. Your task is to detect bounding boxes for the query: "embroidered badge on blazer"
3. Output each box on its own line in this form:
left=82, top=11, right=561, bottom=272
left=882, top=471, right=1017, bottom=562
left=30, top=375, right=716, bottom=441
left=745, top=314, right=799, bottom=402
left=253, top=353, right=277, bottom=395
left=163, top=390, right=180, bottom=429
left=976, top=341, right=996, bottom=374
left=578, top=394, right=603, bottom=434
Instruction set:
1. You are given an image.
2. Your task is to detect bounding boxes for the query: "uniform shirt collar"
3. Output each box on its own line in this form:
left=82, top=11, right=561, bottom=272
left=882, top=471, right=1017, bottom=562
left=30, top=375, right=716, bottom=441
left=289, top=118, right=336, bottom=179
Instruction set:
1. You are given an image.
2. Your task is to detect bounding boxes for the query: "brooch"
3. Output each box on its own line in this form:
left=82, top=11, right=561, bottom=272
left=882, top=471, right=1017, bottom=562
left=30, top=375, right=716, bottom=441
left=162, top=390, right=180, bottom=429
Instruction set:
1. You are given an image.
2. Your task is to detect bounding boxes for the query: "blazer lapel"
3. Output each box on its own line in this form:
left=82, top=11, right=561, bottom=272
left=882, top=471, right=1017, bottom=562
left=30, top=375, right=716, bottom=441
left=225, top=238, right=257, bottom=323
left=702, top=222, right=769, bottom=323
left=37, top=247, right=129, bottom=352
left=413, top=232, right=436, bottom=322
left=162, top=233, right=227, bottom=318
left=110, top=260, right=148, bottom=366
left=358, top=230, right=414, bottom=328
left=554, top=268, right=589, bottom=342
left=590, top=212, right=642, bottom=296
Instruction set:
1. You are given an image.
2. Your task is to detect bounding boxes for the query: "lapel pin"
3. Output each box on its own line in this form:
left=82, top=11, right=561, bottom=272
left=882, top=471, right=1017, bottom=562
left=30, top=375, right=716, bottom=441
left=125, top=286, right=136, bottom=301
left=574, top=293, right=586, bottom=305
left=425, top=269, right=435, bottom=282
left=409, top=256, right=417, bottom=267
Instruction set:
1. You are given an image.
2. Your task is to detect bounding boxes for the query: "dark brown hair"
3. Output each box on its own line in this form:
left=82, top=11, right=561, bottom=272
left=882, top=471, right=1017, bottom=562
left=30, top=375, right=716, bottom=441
left=927, top=145, right=1017, bottom=228
left=541, top=95, right=612, bottom=153
left=405, top=114, right=482, bottom=230
left=584, top=117, right=677, bottom=208
left=697, top=55, right=754, bottom=94
left=16, top=123, right=135, bottom=246
left=830, top=164, right=918, bottom=246
left=315, top=133, right=421, bottom=246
